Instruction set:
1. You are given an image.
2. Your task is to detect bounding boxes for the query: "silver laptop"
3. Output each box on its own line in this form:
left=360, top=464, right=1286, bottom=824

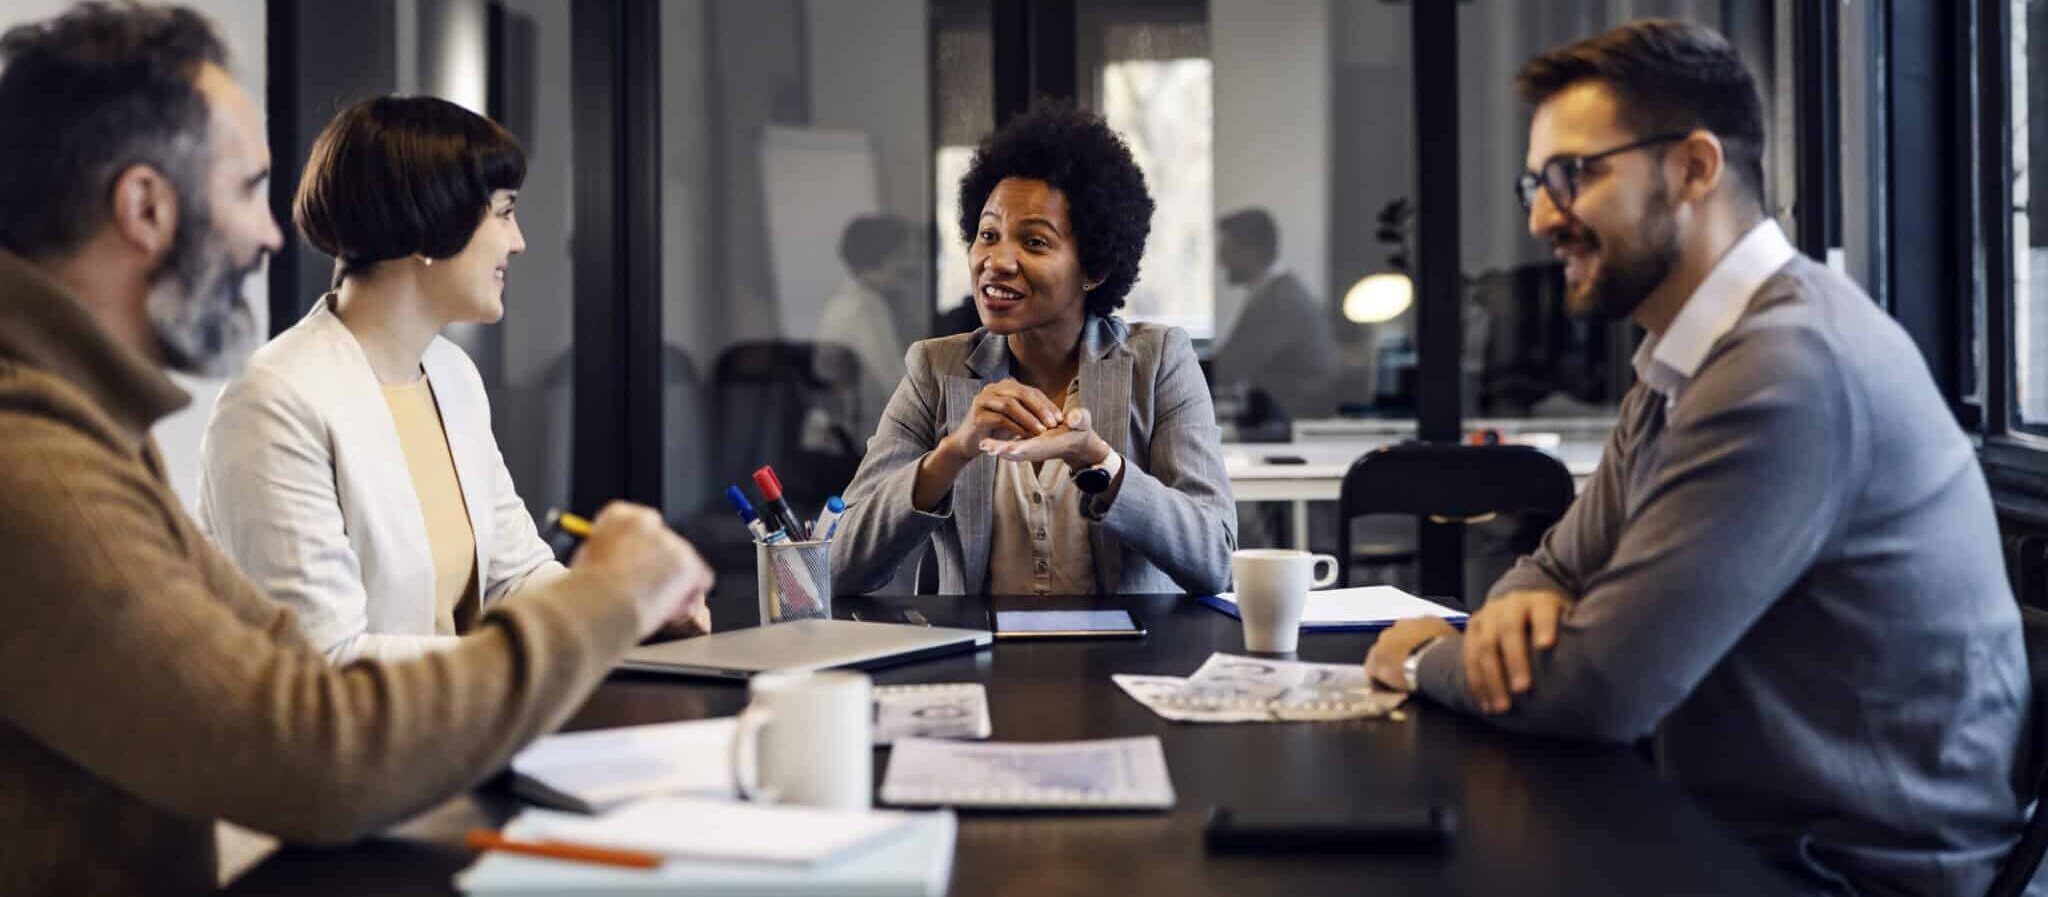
left=619, top=618, right=993, bottom=680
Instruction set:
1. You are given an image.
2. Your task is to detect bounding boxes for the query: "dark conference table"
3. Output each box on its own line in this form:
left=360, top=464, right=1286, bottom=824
left=227, top=592, right=1805, bottom=896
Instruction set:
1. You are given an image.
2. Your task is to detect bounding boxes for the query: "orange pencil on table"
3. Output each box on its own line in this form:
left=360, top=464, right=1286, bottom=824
left=465, top=828, right=662, bottom=870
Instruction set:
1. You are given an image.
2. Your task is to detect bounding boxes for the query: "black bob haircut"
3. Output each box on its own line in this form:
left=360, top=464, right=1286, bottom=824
left=0, top=2, right=225, bottom=261
left=1516, top=19, right=1767, bottom=209
left=955, top=104, right=1153, bottom=318
left=295, top=95, right=526, bottom=282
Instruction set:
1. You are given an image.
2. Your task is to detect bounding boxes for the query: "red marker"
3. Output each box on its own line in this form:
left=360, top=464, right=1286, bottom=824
left=752, top=466, right=811, bottom=540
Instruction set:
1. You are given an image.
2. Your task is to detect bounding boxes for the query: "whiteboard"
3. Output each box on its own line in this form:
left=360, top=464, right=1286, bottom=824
left=760, top=126, right=882, bottom=341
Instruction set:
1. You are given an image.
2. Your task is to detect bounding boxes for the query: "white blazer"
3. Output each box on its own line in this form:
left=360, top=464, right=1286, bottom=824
left=198, top=296, right=563, bottom=662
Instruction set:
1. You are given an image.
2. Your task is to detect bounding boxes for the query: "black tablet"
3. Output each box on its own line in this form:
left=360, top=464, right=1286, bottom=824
left=989, top=609, right=1147, bottom=640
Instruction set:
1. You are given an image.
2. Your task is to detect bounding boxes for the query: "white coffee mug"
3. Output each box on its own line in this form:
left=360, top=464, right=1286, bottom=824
left=1230, top=548, right=1340, bottom=653
left=730, top=669, right=872, bottom=810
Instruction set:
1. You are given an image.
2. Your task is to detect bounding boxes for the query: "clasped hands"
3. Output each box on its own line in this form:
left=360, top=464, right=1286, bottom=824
left=1363, top=589, right=1573, bottom=715
left=941, top=379, right=1111, bottom=469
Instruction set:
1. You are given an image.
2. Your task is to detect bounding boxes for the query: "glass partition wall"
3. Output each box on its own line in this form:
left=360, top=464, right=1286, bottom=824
left=267, top=1, right=1808, bottom=606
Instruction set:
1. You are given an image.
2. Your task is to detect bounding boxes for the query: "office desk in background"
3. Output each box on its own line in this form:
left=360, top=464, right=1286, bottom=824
left=1227, top=433, right=1604, bottom=550
left=226, top=593, right=1802, bottom=897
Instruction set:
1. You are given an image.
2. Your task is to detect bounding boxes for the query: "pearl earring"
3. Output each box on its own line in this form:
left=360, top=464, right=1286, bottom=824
left=422, top=257, right=434, bottom=267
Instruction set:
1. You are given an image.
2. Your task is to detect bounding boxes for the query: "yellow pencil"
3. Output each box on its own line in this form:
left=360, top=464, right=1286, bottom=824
left=545, top=509, right=592, bottom=540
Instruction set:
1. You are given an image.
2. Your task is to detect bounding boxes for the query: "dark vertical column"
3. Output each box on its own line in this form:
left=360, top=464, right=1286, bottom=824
left=1029, top=0, right=1077, bottom=106
left=264, top=0, right=397, bottom=336
left=1885, top=0, right=1965, bottom=411
left=991, top=0, right=1075, bottom=124
left=571, top=0, right=664, bottom=512
left=1793, top=0, right=1840, bottom=262
left=264, top=0, right=299, bottom=337
left=1411, top=0, right=1463, bottom=601
left=1411, top=0, right=1460, bottom=445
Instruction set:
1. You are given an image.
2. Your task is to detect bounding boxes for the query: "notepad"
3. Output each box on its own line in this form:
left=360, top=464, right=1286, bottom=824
left=1198, top=586, right=1468, bottom=632
left=509, top=717, right=737, bottom=813
left=879, top=736, right=1175, bottom=810
left=456, top=805, right=957, bottom=896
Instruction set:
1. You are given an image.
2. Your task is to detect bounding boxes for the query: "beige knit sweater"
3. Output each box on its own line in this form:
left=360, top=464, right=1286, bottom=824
left=0, top=250, right=644, bottom=895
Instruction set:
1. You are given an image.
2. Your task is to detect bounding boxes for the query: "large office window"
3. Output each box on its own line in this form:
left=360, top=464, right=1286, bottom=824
left=1082, top=4, right=1214, bottom=336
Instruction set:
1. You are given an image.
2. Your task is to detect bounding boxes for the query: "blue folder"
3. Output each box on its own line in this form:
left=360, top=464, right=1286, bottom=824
left=1195, top=588, right=1469, bottom=633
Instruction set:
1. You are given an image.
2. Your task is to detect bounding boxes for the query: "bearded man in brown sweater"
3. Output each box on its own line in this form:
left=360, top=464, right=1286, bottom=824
left=0, top=4, right=716, bottom=894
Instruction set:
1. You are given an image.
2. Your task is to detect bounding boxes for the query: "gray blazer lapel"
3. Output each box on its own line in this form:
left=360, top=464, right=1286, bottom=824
left=1080, top=316, right=1134, bottom=593
left=944, top=330, right=1008, bottom=593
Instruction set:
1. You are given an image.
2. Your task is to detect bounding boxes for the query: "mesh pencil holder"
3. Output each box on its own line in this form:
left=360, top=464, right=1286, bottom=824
left=757, top=539, right=832, bottom=624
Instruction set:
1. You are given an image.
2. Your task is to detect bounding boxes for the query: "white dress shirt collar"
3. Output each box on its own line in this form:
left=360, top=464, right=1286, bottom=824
left=1631, top=219, right=1798, bottom=405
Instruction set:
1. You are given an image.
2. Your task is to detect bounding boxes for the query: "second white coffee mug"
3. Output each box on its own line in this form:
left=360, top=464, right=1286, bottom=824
left=730, top=669, right=872, bottom=810
left=1230, top=548, right=1340, bottom=653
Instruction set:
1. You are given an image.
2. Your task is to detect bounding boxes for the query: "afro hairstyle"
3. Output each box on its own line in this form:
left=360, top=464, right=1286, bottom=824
left=955, top=104, right=1154, bottom=317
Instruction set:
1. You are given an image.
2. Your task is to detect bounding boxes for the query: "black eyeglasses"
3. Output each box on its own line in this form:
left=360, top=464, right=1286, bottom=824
left=1515, top=132, right=1690, bottom=213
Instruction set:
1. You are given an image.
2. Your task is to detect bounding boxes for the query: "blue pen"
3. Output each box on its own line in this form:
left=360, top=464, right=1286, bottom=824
left=814, top=496, right=846, bottom=541
left=724, top=484, right=785, bottom=544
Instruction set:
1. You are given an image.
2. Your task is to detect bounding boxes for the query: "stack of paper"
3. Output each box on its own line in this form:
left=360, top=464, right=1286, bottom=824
left=1198, top=585, right=1468, bottom=632
left=509, top=718, right=736, bottom=813
left=1113, top=653, right=1406, bottom=723
left=514, top=797, right=916, bottom=866
left=456, top=800, right=956, bottom=896
left=879, top=736, right=1175, bottom=810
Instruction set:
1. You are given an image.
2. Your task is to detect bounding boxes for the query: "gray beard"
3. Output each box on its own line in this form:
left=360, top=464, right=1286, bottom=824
left=145, top=239, right=260, bottom=378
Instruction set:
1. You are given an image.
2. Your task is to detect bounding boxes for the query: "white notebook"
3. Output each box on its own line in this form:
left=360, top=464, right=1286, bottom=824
left=509, top=717, right=736, bottom=813
left=457, top=806, right=956, bottom=897
left=880, top=736, right=1175, bottom=810
left=515, top=797, right=915, bottom=866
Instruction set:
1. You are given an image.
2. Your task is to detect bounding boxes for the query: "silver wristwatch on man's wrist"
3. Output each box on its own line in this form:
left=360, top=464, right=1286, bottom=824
left=1402, top=635, right=1446, bottom=692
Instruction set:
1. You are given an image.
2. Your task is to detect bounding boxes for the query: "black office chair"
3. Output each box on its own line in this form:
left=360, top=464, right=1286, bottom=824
left=678, top=340, right=867, bottom=579
left=1335, top=442, right=1576, bottom=606
left=1986, top=604, right=2048, bottom=897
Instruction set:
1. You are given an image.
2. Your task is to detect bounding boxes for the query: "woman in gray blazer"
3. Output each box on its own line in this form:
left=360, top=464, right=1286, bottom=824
left=833, top=106, right=1236, bottom=597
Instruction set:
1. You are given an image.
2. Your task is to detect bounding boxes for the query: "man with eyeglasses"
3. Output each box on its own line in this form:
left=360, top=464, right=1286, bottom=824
left=1364, top=20, right=2032, bottom=896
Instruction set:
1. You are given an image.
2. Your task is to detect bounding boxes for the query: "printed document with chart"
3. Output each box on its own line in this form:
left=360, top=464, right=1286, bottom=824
left=1114, top=653, right=1407, bottom=722
left=880, top=736, right=1174, bottom=810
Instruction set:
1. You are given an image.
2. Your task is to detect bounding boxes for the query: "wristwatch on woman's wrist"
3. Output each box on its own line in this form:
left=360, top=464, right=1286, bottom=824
left=1071, top=450, right=1122, bottom=494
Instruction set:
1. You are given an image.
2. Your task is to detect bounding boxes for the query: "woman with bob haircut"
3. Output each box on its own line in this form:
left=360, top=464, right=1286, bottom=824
left=199, top=96, right=707, bottom=661
left=832, top=105, right=1236, bottom=598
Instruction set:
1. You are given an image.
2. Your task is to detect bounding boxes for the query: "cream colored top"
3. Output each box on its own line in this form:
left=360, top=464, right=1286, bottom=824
left=381, top=378, right=478, bottom=634
left=987, top=379, right=1097, bottom=596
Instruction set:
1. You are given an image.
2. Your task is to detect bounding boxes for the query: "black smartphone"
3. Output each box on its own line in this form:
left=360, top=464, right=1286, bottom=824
left=988, top=609, right=1147, bottom=640
left=1203, top=805, right=1456, bottom=854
